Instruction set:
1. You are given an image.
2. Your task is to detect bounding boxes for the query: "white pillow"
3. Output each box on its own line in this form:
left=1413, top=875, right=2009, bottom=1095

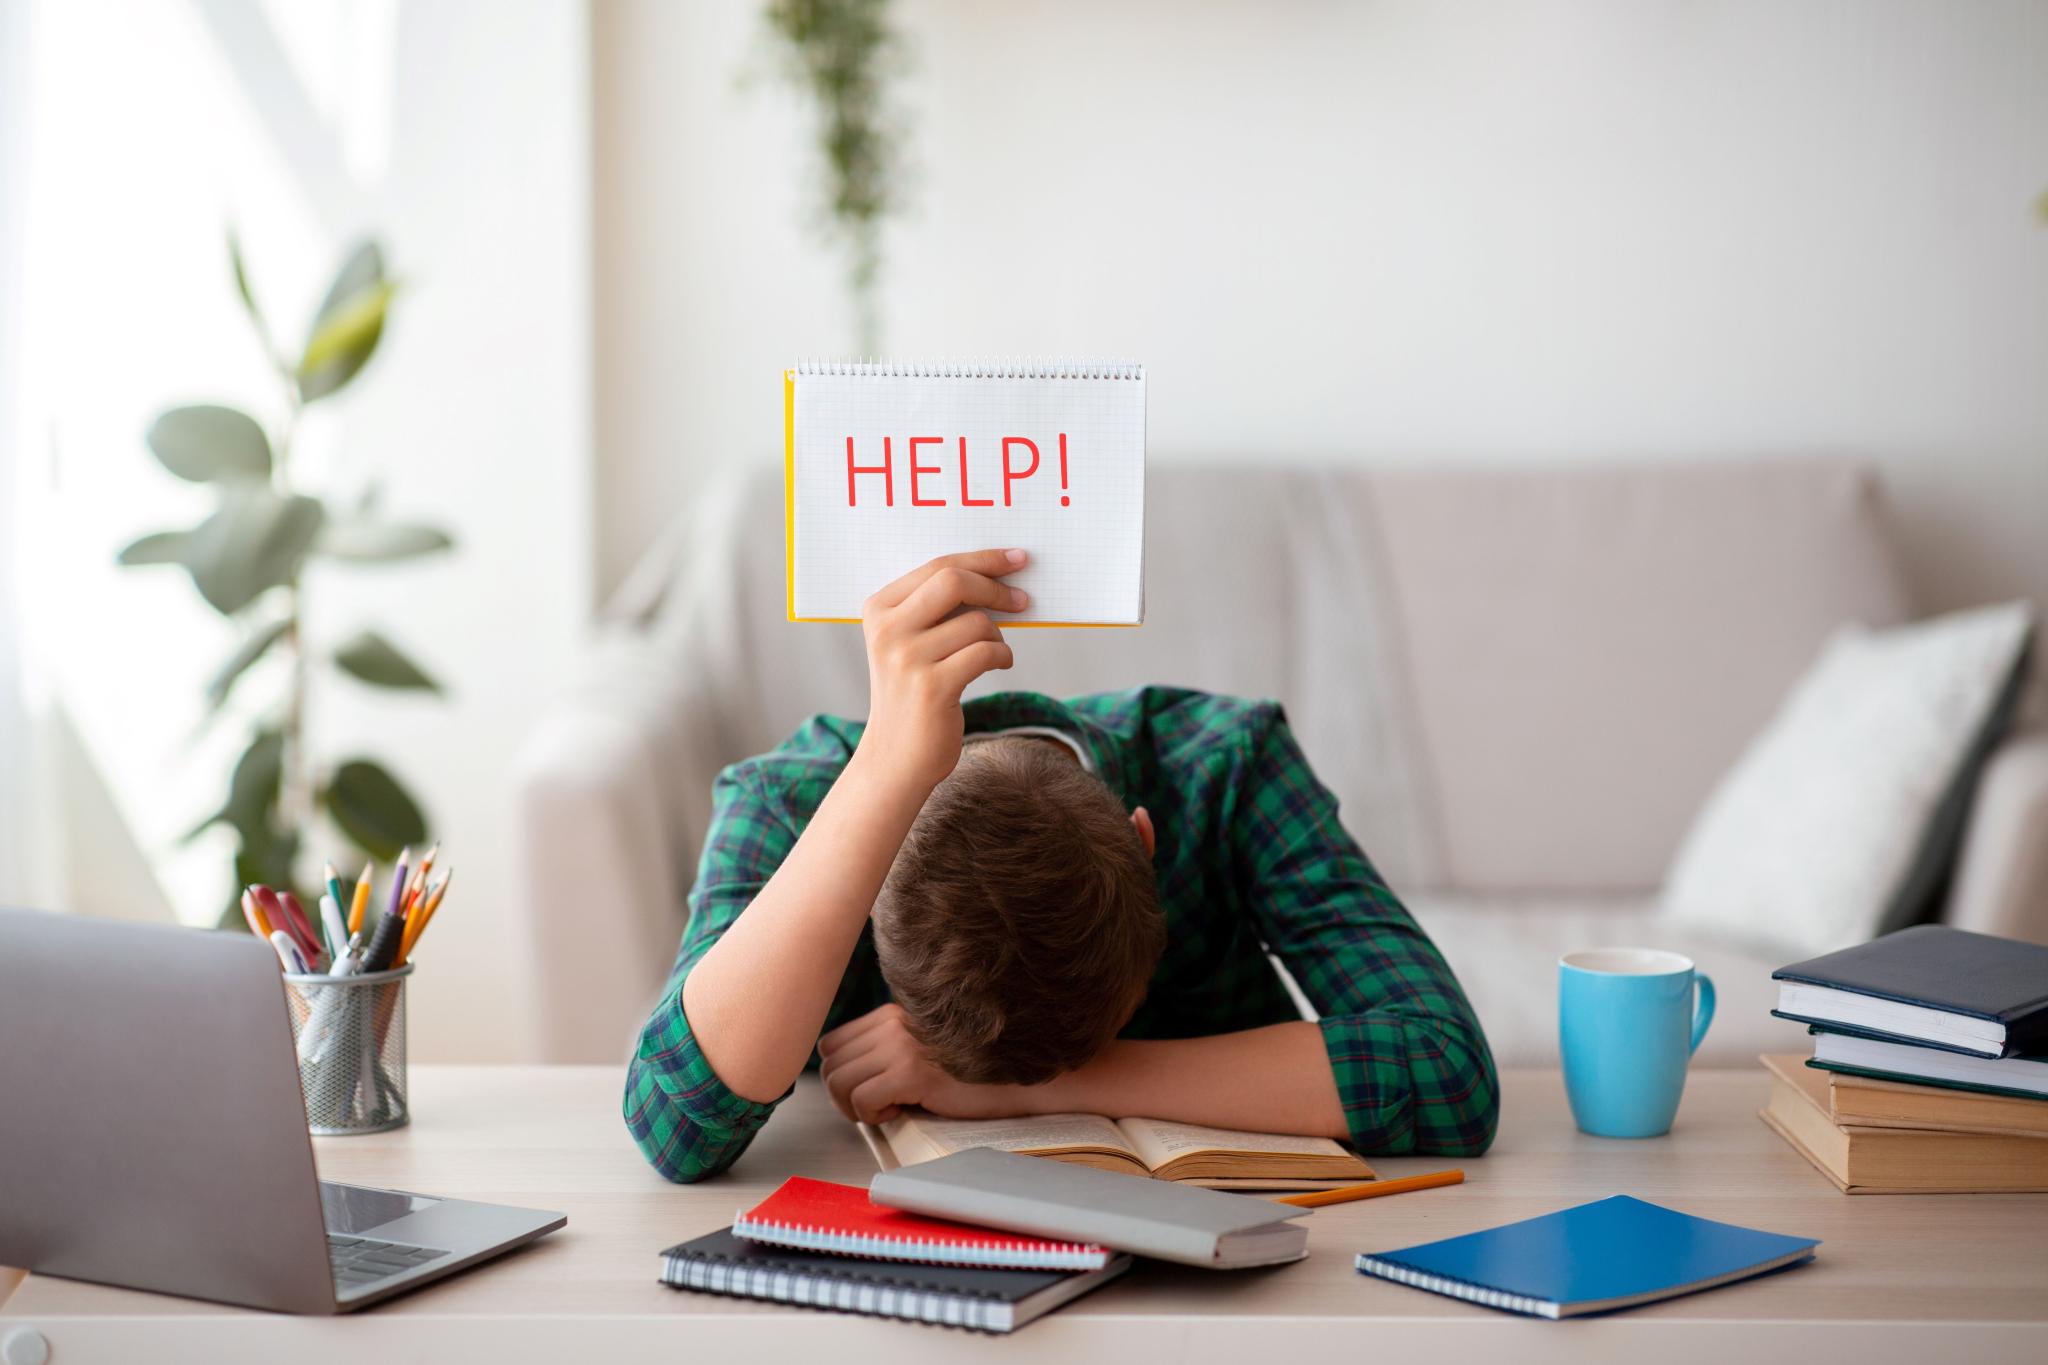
left=1660, top=601, right=2034, bottom=959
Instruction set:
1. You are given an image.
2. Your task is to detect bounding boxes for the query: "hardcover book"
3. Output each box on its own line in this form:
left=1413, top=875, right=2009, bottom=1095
left=1759, top=1053, right=2048, bottom=1193
left=1771, top=925, right=2048, bottom=1058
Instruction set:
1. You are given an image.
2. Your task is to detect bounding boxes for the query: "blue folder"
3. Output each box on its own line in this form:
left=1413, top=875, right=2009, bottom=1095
left=1354, top=1195, right=1817, bottom=1318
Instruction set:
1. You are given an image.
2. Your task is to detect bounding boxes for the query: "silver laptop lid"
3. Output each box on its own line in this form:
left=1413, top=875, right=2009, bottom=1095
left=0, top=908, right=338, bottom=1313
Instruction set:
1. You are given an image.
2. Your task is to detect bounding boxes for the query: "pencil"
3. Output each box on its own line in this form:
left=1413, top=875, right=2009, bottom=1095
left=396, top=870, right=450, bottom=966
left=323, top=862, right=346, bottom=926
left=1273, top=1169, right=1464, bottom=1208
left=349, top=861, right=372, bottom=935
left=384, top=846, right=411, bottom=923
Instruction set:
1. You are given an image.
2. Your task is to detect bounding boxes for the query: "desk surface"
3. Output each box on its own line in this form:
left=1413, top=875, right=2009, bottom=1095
left=6, top=1066, right=2046, bottom=1363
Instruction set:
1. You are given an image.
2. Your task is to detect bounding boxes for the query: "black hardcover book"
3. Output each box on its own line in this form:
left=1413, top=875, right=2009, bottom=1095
left=1772, top=925, right=2048, bottom=1058
left=656, top=1227, right=1130, bottom=1333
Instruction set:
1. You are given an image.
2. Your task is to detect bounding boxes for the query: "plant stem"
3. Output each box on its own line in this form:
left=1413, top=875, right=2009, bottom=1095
left=274, top=382, right=314, bottom=878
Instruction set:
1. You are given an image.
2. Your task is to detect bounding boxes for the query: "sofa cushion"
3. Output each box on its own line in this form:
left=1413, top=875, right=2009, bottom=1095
left=1660, top=602, right=2035, bottom=959
left=1370, top=461, right=1912, bottom=893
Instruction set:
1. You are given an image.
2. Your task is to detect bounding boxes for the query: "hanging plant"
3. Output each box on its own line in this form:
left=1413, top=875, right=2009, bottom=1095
left=765, top=0, right=906, bottom=353
left=118, top=233, right=452, bottom=927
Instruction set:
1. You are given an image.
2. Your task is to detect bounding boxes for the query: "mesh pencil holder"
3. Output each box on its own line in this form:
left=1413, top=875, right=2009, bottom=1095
left=282, top=964, right=413, bottom=1136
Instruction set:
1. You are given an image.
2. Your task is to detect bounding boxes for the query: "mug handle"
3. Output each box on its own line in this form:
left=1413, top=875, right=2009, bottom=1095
left=1689, top=971, right=1717, bottom=1056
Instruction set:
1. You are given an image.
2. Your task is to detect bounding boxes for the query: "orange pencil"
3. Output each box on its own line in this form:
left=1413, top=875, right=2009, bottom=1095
left=1274, top=1169, right=1464, bottom=1208
left=348, top=861, right=372, bottom=935
left=396, top=870, right=451, bottom=966
left=403, top=843, right=439, bottom=914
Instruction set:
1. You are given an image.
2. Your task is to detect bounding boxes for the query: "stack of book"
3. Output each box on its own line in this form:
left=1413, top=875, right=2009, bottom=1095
left=657, top=1176, right=1132, bottom=1333
left=658, top=1149, right=1324, bottom=1332
left=1760, top=924, right=2048, bottom=1193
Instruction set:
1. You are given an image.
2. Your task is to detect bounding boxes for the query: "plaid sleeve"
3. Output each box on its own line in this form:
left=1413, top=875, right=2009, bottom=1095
left=622, top=765, right=798, bottom=1183
left=1230, top=710, right=1500, bottom=1157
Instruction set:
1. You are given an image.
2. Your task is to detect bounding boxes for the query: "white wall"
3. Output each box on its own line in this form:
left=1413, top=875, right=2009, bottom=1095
left=594, top=0, right=2048, bottom=621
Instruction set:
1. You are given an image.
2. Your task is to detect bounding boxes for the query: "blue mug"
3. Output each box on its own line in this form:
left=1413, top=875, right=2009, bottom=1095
left=1559, top=948, right=1715, bottom=1138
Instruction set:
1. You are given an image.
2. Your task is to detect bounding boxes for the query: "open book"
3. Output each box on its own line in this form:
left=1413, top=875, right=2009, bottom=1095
left=859, top=1110, right=1376, bottom=1191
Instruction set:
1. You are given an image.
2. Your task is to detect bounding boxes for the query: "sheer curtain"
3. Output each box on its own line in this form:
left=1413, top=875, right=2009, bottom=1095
left=0, top=0, right=48, bottom=907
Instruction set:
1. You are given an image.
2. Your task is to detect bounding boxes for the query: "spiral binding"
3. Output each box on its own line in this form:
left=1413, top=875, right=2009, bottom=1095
left=732, top=1211, right=1107, bottom=1271
left=793, top=357, right=1144, bottom=381
left=1353, top=1254, right=1554, bottom=1318
left=664, top=1247, right=1010, bottom=1331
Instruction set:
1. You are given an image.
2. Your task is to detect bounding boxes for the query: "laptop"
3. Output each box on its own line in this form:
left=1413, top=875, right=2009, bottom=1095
left=0, top=907, right=565, bottom=1313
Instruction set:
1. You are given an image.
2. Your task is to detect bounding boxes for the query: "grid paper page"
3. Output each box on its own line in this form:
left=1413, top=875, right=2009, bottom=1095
left=790, top=369, right=1145, bottom=624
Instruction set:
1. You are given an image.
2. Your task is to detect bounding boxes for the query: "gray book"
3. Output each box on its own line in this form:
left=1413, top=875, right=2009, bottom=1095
left=870, top=1147, right=1312, bottom=1270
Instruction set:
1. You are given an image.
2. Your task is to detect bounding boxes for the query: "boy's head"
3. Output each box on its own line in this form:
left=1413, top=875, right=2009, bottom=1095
left=872, top=737, right=1164, bottom=1086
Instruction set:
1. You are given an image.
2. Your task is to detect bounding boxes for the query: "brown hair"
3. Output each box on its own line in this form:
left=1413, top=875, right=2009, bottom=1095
left=873, top=738, right=1164, bottom=1085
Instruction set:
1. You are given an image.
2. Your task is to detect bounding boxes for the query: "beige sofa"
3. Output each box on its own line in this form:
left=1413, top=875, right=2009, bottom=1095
left=511, top=460, right=2048, bottom=1065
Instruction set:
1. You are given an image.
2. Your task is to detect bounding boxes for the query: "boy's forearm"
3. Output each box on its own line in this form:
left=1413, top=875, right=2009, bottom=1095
left=682, top=748, right=932, bottom=1103
left=1015, top=1021, right=1350, bottom=1139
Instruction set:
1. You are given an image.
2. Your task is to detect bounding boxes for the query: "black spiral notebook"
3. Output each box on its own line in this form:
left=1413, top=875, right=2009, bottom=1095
left=657, top=1227, right=1131, bottom=1333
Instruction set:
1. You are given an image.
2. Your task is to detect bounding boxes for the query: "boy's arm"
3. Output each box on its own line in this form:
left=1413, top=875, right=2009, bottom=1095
left=1220, top=711, right=1500, bottom=1156
left=622, top=550, right=1030, bottom=1183
left=820, top=1004, right=1352, bottom=1138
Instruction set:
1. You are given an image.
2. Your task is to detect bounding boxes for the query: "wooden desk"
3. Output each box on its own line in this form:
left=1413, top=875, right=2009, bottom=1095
left=5, top=1067, right=2045, bottom=1363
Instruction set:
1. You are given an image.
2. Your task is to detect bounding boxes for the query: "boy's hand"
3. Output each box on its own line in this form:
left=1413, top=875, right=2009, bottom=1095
left=818, top=1003, right=1019, bottom=1125
left=859, top=550, right=1030, bottom=790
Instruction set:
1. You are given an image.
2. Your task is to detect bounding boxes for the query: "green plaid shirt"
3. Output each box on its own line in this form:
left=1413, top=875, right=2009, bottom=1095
left=625, top=687, right=1499, bottom=1183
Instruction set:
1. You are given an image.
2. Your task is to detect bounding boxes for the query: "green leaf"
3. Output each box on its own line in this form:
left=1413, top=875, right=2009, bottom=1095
left=322, top=759, right=427, bottom=862
left=206, top=616, right=291, bottom=710
left=117, top=530, right=190, bottom=566
left=333, top=630, right=442, bottom=692
left=228, top=228, right=265, bottom=332
left=298, top=241, right=393, bottom=402
left=179, top=486, right=325, bottom=615
left=314, top=240, right=385, bottom=321
left=146, top=405, right=273, bottom=482
left=185, top=727, right=284, bottom=845
left=316, top=520, right=454, bottom=562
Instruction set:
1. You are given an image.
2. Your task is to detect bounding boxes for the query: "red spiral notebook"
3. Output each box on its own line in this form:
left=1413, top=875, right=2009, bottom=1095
left=732, top=1176, right=1109, bottom=1271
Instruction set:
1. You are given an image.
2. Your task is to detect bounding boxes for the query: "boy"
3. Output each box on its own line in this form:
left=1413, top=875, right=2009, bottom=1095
left=625, top=550, right=1498, bottom=1182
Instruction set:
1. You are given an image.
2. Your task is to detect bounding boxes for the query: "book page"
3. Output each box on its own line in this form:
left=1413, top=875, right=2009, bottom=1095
left=789, top=369, right=1146, bottom=623
left=1114, top=1117, right=1353, bottom=1169
left=886, top=1111, right=1139, bottom=1161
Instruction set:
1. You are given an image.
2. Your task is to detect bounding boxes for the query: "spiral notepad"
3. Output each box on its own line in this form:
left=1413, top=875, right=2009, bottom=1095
left=783, top=359, right=1146, bottom=625
left=732, top=1176, right=1108, bottom=1271
left=658, top=1228, right=1131, bottom=1334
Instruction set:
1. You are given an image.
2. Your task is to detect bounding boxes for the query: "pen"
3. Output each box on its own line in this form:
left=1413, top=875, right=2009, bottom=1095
left=319, top=894, right=349, bottom=966
left=240, top=889, right=272, bottom=940
left=267, top=929, right=305, bottom=974
left=349, top=861, right=372, bottom=936
left=257, top=886, right=320, bottom=967
left=1272, top=1169, right=1465, bottom=1208
left=279, top=891, right=326, bottom=972
left=360, top=909, right=407, bottom=973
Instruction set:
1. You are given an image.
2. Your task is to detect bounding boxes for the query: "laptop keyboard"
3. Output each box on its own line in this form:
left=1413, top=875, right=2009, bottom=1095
left=328, top=1233, right=451, bottom=1290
